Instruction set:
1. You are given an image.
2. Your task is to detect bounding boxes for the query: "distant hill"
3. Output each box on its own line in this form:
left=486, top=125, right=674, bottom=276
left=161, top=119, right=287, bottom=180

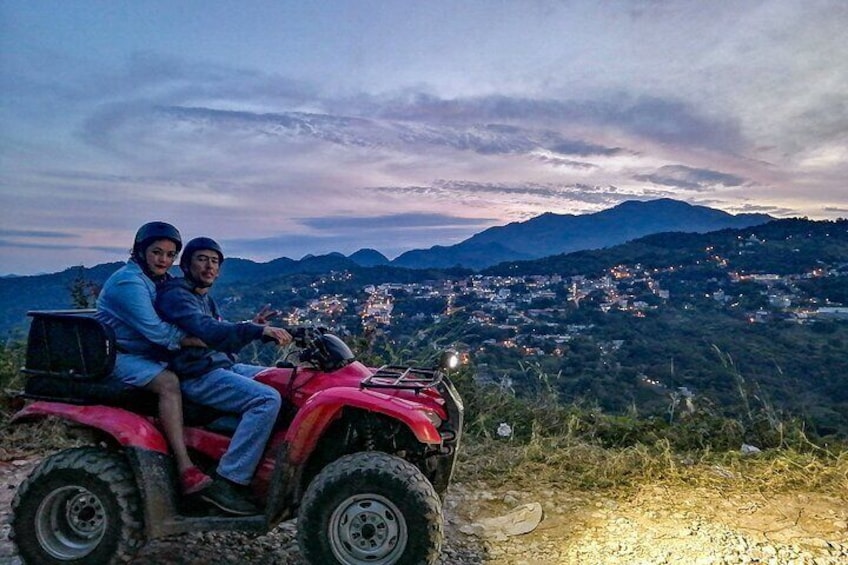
left=0, top=262, right=124, bottom=334
left=348, top=248, right=390, bottom=267
left=391, top=198, right=772, bottom=269
left=484, top=217, right=848, bottom=277
left=391, top=241, right=532, bottom=270
left=0, top=199, right=772, bottom=335
left=219, top=253, right=360, bottom=283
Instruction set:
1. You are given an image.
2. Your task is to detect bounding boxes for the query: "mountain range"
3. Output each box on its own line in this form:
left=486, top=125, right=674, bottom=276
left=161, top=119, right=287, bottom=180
left=0, top=199, right=771, bottom=334
left=391, top=198, right=772, bottom=269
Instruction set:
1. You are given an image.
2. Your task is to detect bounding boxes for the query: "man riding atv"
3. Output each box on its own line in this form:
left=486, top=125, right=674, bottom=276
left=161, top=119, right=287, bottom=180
left=156, top=236, right=292, bottom=516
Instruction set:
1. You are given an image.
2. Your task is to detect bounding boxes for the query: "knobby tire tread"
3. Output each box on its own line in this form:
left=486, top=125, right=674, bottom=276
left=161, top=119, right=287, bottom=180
left=297, top=451, right=443, bottom=565
left=10, top=446, right=145, bottom=564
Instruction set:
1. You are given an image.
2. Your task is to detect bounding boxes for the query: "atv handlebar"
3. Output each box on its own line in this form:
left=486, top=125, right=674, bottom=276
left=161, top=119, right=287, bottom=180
left=292, top=326, right=325, bottom=348
left=286, top=327, right=354, bottom=372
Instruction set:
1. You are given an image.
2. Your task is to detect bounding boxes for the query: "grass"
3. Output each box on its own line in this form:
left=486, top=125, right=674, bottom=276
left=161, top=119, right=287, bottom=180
left=0, top=415, right=86, bottom=461
left=453, top=434, right=848, bottom=502
left=7, top=408, right=845, bottom=502
left=445, top=359, right=848, bottom=501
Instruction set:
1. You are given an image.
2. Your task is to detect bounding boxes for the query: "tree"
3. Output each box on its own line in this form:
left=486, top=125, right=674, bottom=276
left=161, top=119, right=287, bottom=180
left=68, top=267, right=100, bottom=309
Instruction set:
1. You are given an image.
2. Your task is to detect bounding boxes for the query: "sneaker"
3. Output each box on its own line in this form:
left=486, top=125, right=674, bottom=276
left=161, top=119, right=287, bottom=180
left=180, top=466, right=212, bottom=495
left=200, top=476, right=259, bottom=516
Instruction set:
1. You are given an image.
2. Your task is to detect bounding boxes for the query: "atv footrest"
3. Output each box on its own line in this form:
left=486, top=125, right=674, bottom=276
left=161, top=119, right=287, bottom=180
left=361, top=365, right=443, bottom=393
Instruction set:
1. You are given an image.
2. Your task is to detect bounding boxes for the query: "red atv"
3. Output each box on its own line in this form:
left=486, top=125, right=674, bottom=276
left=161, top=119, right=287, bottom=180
left=9, top=310, right=464, bottom=565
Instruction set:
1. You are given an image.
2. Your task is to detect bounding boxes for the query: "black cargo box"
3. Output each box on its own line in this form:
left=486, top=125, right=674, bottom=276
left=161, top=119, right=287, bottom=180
left=24, top=310, right=116, bottom=381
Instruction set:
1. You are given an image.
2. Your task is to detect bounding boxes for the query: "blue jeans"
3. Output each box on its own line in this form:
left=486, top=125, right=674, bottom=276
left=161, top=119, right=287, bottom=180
left=180, top=363, right=281, bottom=485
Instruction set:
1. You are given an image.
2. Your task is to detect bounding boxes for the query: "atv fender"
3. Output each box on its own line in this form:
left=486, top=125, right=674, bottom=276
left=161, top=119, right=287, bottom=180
left=285, top=387, right=442, bottom=464
left=11, top=401, right=170, bottom=454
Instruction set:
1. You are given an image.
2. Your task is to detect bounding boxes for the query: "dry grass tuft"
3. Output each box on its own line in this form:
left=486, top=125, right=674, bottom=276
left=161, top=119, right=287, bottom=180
left=0, top=415, right=86, bottom=461
left=455, top=435, right=848, bottom=502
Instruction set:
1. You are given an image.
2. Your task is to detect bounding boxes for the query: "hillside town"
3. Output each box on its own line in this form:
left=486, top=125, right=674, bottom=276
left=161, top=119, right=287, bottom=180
left=286, top=252, right=848, bottom=352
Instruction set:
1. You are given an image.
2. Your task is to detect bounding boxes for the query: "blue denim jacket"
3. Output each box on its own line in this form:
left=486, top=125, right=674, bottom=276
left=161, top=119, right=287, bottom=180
left=96, top=260, right=185, bottom=357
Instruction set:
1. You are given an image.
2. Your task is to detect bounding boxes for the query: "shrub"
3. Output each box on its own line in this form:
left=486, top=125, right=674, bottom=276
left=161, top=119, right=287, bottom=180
left=0, top=339, right=25, bottom=411
left=450, top=359, right=835, bottom=456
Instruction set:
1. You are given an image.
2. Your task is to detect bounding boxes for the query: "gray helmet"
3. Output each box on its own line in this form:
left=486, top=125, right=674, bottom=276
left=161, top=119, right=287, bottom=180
left=133, top=222, right=182, bottom=257
left=180, top=236, right=224, bottom=273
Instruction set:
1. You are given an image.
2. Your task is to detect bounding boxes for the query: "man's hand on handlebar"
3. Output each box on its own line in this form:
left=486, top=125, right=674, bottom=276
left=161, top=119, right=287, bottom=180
left=292, top=326, right=321, bottom=347
left=262, top=326, right=292, bottom=346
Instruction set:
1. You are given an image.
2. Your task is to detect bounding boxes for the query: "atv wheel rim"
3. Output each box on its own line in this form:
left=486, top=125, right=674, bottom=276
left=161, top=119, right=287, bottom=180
left=36, top=485, right=107, bottom=559
left=329, top=493, right=407, bottom=564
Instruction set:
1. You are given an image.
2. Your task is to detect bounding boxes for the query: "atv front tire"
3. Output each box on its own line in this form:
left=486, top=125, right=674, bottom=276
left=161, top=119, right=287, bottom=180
left=11, top=446, right=145, bottom=564
left=297, top=451, right=443, bottom=565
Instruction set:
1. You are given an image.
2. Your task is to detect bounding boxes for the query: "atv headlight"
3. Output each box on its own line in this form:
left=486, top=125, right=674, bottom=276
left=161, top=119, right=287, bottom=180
left=439, top=350, right=460, bottom=372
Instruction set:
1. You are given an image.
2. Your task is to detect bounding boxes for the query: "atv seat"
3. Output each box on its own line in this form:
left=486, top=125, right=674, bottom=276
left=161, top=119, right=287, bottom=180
left=20, top=374, right=236, bottom=429
left=21, top=310, right=237, bottom=430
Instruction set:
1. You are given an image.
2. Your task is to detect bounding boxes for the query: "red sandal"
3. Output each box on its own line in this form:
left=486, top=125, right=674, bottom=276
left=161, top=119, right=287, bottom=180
left=180, top=466, right=212, bottom=495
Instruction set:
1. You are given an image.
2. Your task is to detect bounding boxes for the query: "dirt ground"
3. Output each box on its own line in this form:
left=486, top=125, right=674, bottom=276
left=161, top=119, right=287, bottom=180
left=2, top=456, right=847, bottom=564
left=444, top=479, right=848, bottom=564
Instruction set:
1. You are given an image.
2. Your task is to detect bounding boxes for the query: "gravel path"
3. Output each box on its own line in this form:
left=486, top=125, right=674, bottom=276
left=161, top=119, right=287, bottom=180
left=2, top=457, right=846, bottom=564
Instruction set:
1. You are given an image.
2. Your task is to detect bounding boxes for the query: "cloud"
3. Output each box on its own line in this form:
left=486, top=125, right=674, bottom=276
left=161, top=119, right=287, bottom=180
left=225, top=213, right=496, bottom=260
left=634, top=165, right=747, bottom=191
left=7, top=49, right=740, bottom=193
left=32, top=51, right=316, bottom=153
left=372, top=180, right=628, bottom=203
left=143, top=105, right=628, bottom=161
left=725, top=203, right=785, bottom=215
left=0, top=239, right=123, bottom=254
left=366, top=92, right=743, bottom=152
left=532, top=155, right=598, bottom=170
left=0, top=229, right=77, bottom=239
left=549, top=140, right=624, bottom=157
left=298, top=212, right=493, bottom=231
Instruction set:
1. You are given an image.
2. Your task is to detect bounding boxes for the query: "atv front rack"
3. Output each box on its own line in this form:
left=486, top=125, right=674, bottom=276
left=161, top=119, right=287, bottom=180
left=361, top=365, right=444, bottom=394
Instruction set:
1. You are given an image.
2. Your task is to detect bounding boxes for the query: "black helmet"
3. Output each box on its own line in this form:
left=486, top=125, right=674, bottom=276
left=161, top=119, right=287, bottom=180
left=132, top=222, right=182, bottom=257
left=180, top=237, right=225, bottom=273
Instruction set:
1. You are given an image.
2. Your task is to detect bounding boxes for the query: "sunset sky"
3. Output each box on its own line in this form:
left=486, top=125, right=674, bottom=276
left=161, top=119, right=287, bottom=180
left=2, top=0, right=846, bottom=275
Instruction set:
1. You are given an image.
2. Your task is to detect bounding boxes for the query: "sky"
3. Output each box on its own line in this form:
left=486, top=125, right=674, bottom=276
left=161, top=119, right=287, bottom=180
left=1, top=0, right=847, bottom=276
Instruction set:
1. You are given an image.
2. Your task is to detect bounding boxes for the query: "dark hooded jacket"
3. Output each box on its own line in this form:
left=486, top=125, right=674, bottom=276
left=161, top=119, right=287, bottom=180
left=155, top=277, right=265, bottom=378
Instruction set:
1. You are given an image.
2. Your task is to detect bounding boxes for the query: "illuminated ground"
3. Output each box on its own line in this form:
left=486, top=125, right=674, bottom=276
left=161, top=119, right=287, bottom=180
left=444, top=480, right=848, bottom=564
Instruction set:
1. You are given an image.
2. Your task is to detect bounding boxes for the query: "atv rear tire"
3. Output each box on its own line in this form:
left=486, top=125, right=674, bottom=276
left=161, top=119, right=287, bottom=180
left=297, top=451, right=443, bottom=565
left=11, top=446, right=145, bottom=564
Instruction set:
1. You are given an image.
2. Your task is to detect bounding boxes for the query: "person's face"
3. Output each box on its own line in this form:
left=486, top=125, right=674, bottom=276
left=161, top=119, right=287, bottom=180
left=144, top=239, right=178, bottom=277
left=189, top=249, right=221, bottom=287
